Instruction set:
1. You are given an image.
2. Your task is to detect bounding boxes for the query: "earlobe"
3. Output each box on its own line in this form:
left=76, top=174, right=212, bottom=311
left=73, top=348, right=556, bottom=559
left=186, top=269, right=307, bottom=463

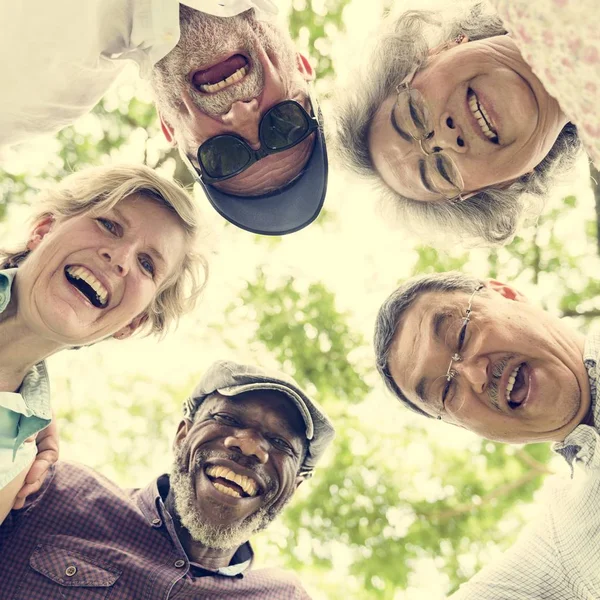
left=159, top=113, right=176, bottom=145
left=428, top=33, right=469, bottom=58
left=295, top=53, right=315, bottom=82
left=27, top=215, right=55, bottom=251
left=484, top=279, right=528, bottom=302
left=112, top=313, right=149, bottom=341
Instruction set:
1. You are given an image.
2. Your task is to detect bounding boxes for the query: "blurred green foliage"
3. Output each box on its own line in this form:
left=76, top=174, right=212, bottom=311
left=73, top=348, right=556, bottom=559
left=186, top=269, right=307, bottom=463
left=2, top=3, right=599, bottom=599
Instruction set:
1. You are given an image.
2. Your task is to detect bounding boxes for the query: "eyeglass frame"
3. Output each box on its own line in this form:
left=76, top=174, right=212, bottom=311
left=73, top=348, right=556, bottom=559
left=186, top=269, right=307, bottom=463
left=437, top=284, right=485, bottom=419
left=394, top=70, right=473, bottom=203
left=183, top=98, right=320, bottom=186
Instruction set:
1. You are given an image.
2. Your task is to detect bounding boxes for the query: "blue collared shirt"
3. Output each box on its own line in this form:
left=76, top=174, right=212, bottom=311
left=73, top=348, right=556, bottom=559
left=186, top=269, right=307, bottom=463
left=0, top=269, right=51, bottom=490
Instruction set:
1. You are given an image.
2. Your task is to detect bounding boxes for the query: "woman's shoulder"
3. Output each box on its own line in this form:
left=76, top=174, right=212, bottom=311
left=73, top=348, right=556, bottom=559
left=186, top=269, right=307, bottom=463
left=491, top=0, right=600, bottom=166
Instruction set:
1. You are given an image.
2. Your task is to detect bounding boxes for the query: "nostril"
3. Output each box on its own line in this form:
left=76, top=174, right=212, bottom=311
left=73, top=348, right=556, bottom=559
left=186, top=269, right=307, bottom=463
left=457, top=137, right=465, bottom=147
left=446, top=117, right=455, bottom=129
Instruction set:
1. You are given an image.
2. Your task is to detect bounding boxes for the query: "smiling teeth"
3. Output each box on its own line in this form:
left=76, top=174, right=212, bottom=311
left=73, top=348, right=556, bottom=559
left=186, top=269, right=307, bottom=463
left=66, top=266, right=108, bottom=306
left=505, top=364, right=523, bottom=401
left=199, top=66, right=248, bottom=93
left=468, top=92, right=498, bottom=141
left=206, top=465, right=258, bottom=497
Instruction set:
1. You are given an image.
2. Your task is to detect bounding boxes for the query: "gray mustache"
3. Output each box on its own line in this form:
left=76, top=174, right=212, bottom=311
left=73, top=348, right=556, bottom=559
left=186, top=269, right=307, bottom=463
left=487, top=355, right=515, bottom=408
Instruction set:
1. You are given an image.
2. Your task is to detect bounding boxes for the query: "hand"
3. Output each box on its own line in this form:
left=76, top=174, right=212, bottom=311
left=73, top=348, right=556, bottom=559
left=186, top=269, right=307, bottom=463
left=12, top=417, right=59, bottom=510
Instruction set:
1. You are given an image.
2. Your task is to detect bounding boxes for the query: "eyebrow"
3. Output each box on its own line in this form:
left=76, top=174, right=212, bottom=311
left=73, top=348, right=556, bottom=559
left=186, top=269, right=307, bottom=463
left=112, top=206, right=167, bottom=268
left=414, top=311, right=451, bottom=405
left=418, top=159, right=436, bottom=194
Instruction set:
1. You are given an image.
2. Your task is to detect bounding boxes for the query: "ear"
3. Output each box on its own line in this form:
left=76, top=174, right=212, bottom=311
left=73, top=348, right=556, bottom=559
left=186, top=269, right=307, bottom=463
left=428, top=33, right=469, bottom=58
left=295, top=53, right=315, bottom=82
left=27, top=215, right=55, bottom=251
left=159, top=113, right=177, bottom=146
left=173, top=419, right=193, bottom=451
left=484, top=279, right=528, bottom=302
left=112, top=313, right=149, bottom=341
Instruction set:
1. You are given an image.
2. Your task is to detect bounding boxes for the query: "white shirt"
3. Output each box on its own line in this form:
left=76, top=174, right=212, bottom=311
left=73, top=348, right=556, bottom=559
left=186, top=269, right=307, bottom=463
left=451, top=332, right=600, bottom=599
left=0, top=0, right=277, bottom=150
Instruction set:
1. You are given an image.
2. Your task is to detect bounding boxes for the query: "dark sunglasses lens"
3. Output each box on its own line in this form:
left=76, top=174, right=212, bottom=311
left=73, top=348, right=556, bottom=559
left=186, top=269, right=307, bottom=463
left=260, top=103, right=310, bottom=150
left=199, top=137, right=252, bottom=178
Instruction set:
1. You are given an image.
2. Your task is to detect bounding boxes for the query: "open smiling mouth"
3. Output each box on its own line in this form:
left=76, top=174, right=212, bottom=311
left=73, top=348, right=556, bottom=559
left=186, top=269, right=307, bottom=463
left=205, top=465, right=259, bottom=499
left=192, top=55, right=249, bottom=94
left=64, top=266, right=108, bottom=309
left=467, top=89, right=499, bottom=144
left=505, top=363, right=530, bottom=409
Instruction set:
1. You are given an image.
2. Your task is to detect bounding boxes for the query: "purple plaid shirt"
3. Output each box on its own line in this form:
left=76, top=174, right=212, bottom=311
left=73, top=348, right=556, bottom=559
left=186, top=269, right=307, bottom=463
left=0, top=462, right=311, bottom=599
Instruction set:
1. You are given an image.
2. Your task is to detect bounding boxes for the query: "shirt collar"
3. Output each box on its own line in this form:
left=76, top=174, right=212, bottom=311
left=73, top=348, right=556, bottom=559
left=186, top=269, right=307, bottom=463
left=553, top=331, right=600, bottom=473
left=0, top=268, right=18, bottom=313
left=135, top=474, right=254, bottom=577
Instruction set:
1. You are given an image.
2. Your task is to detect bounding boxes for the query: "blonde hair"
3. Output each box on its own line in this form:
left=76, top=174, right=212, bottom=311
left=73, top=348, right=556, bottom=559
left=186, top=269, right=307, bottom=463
left=1, top=164, right=208, bottom=336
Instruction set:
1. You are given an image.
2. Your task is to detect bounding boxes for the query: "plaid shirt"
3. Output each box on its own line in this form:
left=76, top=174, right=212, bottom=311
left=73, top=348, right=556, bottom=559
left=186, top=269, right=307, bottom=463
left=0, top=462, right=311, bottom=599
left=451, top=332, right=600, bottom=599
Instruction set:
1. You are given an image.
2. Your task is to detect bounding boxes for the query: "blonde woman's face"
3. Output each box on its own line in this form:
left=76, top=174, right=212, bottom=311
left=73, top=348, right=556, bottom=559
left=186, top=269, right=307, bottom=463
left=17, top=194, right=187, bottom=345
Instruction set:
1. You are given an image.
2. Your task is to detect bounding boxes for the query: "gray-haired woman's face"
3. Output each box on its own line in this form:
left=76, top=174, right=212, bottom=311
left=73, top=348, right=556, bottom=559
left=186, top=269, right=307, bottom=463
left=368, top=35, right=568, bottom=202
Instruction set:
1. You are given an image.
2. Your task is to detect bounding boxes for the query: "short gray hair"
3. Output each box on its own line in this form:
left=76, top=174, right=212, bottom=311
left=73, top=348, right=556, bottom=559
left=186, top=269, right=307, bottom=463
left=335, top=2, right=581, bottom=246
left=374, top=271, right=484, bottom=417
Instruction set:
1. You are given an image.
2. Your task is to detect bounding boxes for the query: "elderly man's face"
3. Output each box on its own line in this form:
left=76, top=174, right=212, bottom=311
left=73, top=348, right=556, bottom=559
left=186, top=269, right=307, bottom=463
left=170, top=391, right=305, bottom=549
left=368, top=36, right=567, bottom=202
left=152, top=9, right=316, bottom=196
left=387, top=282, right=591, bottom=444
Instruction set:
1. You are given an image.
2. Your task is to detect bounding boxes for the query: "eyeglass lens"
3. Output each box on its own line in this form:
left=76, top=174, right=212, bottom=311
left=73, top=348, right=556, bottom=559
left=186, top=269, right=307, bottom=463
left=199, top=103, right=311, bottom=179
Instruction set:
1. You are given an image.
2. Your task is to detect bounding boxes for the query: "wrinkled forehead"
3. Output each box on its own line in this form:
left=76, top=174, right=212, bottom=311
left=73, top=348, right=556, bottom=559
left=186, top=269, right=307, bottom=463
left=368, top=96, right=438, bottom=201
left=388, top=291, right=464, bottom=391
left=201, top=391, right=306, bottom=437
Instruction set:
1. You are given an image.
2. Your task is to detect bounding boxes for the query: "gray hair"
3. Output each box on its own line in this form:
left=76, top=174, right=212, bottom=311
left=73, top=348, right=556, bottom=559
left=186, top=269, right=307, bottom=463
left=374, top=271, right=485, bottom=417
left=335, top=2, right=582, bottom=246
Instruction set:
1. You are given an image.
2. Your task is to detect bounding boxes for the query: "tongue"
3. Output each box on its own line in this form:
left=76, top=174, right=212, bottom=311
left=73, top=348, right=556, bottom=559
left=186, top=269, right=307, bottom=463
left=193, top=55, right=247, bottom=86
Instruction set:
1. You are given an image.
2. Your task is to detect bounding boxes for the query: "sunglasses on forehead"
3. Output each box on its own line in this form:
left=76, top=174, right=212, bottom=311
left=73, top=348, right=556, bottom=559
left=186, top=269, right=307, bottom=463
left=190, top=100, right=319, bottom=185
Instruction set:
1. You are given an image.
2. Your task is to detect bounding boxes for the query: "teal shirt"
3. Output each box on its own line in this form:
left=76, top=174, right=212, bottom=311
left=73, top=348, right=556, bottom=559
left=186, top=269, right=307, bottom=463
left=0, top=269, right=51, bottom=463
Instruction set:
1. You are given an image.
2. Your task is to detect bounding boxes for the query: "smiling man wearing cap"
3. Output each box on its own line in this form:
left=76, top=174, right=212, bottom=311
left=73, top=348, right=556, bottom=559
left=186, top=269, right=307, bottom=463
left=1, top=1, right=328, bottom=235
left=0, top=360, right=335, bottom=599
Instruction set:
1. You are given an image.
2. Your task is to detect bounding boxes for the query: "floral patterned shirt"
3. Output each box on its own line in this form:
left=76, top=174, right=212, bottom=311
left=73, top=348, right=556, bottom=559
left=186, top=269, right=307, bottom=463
left=491, top=0, right=600, bottom=167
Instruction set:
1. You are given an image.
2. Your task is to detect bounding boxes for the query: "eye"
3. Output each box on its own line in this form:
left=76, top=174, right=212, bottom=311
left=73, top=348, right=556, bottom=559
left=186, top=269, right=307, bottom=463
left=212, top=413, right=240, bottom=427
left=270, top=436, right=294, bottom=454
left=457, top=320, right=468, bottom=351
left=97, top=218, right=119, bottom=235
left=138, top=254, right=155, bottom=277
left=441, top=378, right=453, bottom=406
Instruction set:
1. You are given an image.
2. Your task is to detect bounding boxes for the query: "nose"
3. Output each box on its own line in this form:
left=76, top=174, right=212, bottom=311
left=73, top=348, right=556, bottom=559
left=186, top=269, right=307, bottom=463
left=224, top=429, right=269, bottom=464
left=424, top=114, right=467, bottom=154
left=456, top=355, right=489, bottom=394
left=100, top=243, right=134, bottom=277
left=220, top=99, right=261, bottom=149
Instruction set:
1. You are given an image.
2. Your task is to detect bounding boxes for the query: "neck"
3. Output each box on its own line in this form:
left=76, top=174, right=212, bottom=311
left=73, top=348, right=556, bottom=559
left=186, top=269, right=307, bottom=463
left=164, top=489, right=239, bottom=570
left=0, top=292, right=64, bottom=392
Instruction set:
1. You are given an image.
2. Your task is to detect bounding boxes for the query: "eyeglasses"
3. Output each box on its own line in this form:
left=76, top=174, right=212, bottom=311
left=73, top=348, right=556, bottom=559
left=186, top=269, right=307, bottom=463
left=192, top=100, right=319, bottom=185
left=393, top=73, right=466, bottom=201
left=440, top=285, right=484, bottom=412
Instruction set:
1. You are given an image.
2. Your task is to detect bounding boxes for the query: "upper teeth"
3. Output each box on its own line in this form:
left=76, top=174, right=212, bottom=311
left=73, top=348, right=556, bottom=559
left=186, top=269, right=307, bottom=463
left=206, top=465, right=258, bottom=498
left=468, top=92, right=498, bottom=141
left=66, top=266, right=108, bottom=306
left=505, top=364, right=523, bottom=401
left=199, top=65, right=248, bottom=93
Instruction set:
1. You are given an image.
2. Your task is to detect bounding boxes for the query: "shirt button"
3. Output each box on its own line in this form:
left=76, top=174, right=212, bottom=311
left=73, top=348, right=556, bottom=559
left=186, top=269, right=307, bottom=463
left=65, top=565, right=77, bottom=577
left=174, top=559, right=186, bottom=568
left=151, top=518, right=162, bottom=527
